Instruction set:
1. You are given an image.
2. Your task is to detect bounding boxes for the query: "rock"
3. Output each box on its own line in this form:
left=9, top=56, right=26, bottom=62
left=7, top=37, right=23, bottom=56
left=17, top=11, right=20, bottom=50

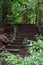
left=0, top=34, right=9, bottom=44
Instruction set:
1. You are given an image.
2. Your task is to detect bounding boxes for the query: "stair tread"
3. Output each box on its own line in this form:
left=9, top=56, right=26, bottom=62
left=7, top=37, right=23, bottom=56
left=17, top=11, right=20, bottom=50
left=6, top=49, right=20, bottom=51
left=6, top=45, right=29, bottom=47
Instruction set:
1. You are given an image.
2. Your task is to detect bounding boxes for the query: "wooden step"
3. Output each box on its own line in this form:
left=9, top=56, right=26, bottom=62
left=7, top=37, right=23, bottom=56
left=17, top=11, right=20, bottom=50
left=6, top=49, right=20, bottom=52
left=6, top=45, right=28, bottom=49
left=5, top=49, right=21, bottom=55
left=8, top=41, right=23, bottom=45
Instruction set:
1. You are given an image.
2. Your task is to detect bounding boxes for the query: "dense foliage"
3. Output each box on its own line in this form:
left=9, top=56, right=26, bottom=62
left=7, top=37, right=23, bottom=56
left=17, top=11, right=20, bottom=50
left=11, top=0, right=43, bottom=24
left=0, top=51, right=43, bottom=65
left=0, top=1, right=43, bottom=65
left=0, top=0, right=43, bottom=24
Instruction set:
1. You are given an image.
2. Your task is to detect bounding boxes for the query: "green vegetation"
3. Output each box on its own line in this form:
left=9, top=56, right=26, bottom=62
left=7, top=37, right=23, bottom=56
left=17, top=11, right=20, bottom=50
left=0, top=0, right=43, bottom=24
left=0, top=38, right=43, bottom=65
left=0, top=0, right=43, bottom=65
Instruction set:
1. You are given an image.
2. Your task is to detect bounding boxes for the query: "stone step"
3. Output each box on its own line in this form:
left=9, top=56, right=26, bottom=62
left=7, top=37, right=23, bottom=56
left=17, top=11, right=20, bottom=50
left=6, top=45, right=28, bottom=49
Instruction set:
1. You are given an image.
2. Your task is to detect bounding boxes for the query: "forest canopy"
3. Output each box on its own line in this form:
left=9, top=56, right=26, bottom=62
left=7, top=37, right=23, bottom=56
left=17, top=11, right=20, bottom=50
left=0, top=0, right=43, bottom=24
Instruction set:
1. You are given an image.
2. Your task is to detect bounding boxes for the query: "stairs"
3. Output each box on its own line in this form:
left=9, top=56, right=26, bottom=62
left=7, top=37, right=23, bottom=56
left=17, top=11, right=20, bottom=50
left=5, top=37, right=27, bottom=57
left=0, top=37, right=28, bottom=57
left=0, top=24, right=40, bottom=57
